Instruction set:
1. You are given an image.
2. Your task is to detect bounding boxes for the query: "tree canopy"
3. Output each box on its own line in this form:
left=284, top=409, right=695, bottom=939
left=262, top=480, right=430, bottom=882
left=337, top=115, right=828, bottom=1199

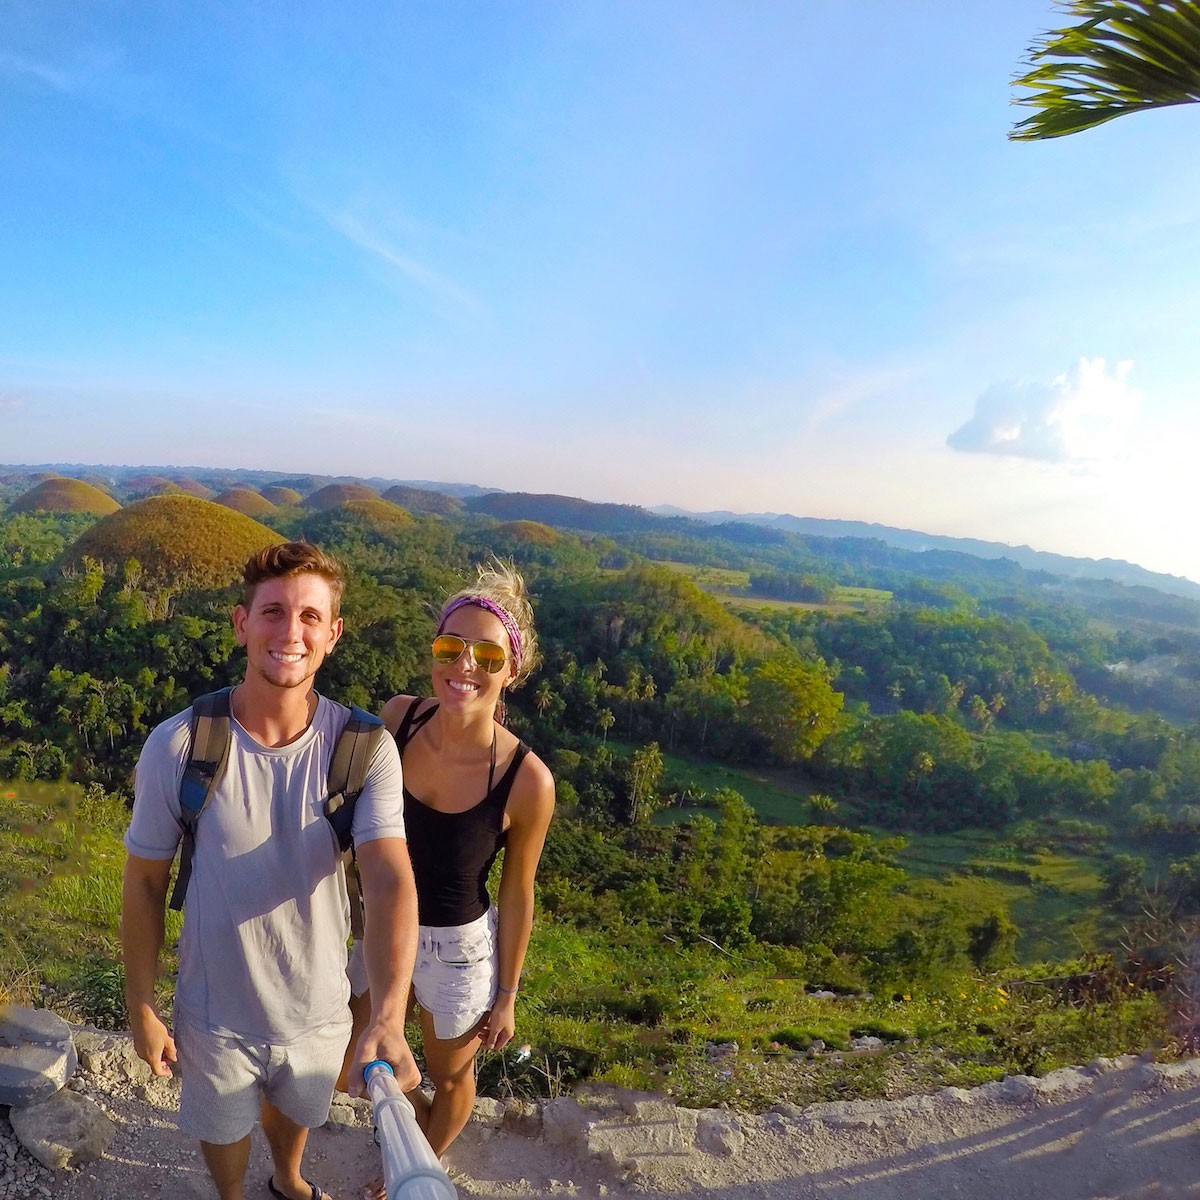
left=1012, top=1, right=1200, bottom=140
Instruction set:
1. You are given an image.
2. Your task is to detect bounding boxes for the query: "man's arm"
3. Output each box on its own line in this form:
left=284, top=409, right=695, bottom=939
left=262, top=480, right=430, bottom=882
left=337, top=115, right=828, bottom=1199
left=121, top=853, right=177, bottom=1077
left=349, top=835, right=420, bottom=1096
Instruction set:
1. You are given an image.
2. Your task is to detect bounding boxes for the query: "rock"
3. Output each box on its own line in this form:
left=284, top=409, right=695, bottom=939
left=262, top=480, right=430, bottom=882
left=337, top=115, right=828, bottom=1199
left=1032, top=1066, right=1091, bottom=1103
left=704, top=1040, right=739, bottom=1061
left=472, top=1096, right=505, bottom=1128
left=502, top=1097, right=543, bottom=1138
left=618, top=1095, right=677, bottom=1123
left=9, top=1088, right=115, bottom=1170
left=542, top=1097, right=589, bottom=1148
left=696, top=1110, right=745, bottom=1156
left=809, top=1039, right=826, bottom=1056
left=1148, top=1059, right=1200, bottom=1088
left=0, top=1007, right=77, bottom=1107
left=72, top=1029, right=153, bottom=1085
left=850, top=1035, right=884, bottom=1052
left=976, top=1075, right=1038, bottom=1105
left=769, top=1102, right=806, bottom=1119
left=324, top=1094, right=370, bottom=1131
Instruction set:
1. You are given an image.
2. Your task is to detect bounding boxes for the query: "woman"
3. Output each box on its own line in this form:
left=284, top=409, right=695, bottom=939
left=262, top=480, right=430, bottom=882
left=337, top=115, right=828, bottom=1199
left=355, top=561, right=555, bottom=1158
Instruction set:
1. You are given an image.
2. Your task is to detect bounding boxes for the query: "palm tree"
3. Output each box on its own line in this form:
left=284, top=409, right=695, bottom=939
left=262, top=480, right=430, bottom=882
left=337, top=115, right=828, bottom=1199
left=1011, top=0, right=1200, bottom=141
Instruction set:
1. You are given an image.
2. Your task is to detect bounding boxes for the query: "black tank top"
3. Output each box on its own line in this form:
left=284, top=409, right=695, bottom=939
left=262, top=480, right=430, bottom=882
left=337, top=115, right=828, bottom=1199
left=395, top=698, right=530, bottom=927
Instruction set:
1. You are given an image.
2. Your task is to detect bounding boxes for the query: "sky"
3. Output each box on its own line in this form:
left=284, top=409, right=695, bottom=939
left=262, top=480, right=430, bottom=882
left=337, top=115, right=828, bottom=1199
left=3, top=2, right=1200, bottom=580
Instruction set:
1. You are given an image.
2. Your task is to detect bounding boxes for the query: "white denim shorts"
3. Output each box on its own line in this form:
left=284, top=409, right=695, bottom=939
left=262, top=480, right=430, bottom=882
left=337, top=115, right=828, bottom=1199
left=173, top=1011, right=353, bottom=1144
left=413, top=907, right=498, bottom=1040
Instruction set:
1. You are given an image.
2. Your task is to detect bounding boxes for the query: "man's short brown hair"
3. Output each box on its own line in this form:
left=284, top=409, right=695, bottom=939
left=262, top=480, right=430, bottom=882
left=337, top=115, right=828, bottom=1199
left=242, top=542, right=346, bottom=616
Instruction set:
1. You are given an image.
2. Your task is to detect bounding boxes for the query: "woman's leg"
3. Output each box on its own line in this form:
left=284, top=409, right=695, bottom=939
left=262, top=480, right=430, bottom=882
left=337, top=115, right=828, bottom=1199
left=417, top=1006, right=485, bottom=1158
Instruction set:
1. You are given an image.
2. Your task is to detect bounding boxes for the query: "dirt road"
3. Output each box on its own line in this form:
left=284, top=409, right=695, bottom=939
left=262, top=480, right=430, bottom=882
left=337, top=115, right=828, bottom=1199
left=9, top=1039, right=1200, bottom=1200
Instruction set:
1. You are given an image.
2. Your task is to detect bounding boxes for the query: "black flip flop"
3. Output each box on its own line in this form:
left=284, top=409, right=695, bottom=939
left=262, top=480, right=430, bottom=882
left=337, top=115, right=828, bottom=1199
left=267, top=1175, right=324, bottom=1200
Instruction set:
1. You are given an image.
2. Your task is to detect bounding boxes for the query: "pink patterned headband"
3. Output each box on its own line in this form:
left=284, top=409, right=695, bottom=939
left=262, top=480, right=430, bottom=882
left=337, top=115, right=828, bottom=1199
left=437, top=596, right=522, bottom=674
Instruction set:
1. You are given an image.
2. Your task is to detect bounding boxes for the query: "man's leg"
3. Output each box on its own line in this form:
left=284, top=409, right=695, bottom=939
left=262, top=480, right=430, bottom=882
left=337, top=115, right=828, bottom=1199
left=336, top=987, right=373, bottom=1093
left=261, top=1097, right=328, bottom=1200
left=199, top=1137, right=252, bottom=1200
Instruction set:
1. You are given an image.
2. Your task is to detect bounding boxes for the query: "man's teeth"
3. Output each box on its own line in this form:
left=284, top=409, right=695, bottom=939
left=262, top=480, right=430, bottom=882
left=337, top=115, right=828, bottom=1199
left=271, top=652, right=305, bottom=662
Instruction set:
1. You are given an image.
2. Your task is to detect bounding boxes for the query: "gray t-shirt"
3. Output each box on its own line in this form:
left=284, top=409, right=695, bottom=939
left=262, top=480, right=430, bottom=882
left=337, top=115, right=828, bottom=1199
left=125, top=694, right=405, bottom=1044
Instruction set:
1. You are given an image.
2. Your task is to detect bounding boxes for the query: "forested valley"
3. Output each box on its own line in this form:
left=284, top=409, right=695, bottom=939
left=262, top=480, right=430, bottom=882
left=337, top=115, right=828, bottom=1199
left=3, top=467, right=1199, bottom=1108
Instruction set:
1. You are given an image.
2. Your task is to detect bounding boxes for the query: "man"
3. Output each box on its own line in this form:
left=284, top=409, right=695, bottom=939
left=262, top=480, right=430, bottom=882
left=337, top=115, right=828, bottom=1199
left=122, top=542, right=419, bottom=1200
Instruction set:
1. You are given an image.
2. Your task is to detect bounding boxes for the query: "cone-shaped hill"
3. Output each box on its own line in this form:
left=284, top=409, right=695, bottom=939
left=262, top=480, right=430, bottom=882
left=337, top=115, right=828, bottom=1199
left=496, top=520, right=560, bottom=546
left=214, top=488, right=278, bottom=517
left=341, top=498, right=413, bottom=528
left=383, top=485, right=463, bottom=516
left=173, top=478, right=215, bottom=499
left=10, top=478, right=122, bottom=516
left=303, top=483, right=379, bottom=510
left=121, top=474, right=175, bottom=498
left=68, top=495, right=284, bottom=588
left=298, top=498, right=413, bottom=543
left=261, top=485, right=302, bottom=506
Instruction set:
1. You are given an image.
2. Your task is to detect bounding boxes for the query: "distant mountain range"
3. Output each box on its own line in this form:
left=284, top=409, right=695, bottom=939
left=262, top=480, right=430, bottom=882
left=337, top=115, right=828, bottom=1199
left=4, top=462, right=1195, bottom=600
left=651, top=506, right=1200, bottom=600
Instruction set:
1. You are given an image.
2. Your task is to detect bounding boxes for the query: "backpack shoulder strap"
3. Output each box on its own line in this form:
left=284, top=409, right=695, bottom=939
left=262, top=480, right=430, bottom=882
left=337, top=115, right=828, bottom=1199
left=326, top=705, right=387, bottom=849
left=326, top=705, right=388, bottom=940
left=169, top=687, right=233, bottom=912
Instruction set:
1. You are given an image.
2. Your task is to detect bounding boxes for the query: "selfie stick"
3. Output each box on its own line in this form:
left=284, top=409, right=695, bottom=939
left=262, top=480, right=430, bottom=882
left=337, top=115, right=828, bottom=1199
left=363, top=1060, right=457, bottom=1200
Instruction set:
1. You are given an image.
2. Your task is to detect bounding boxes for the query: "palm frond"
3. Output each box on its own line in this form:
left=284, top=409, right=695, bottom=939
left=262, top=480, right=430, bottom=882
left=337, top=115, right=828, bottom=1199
left=1010, top=0, right=1200, bottom=141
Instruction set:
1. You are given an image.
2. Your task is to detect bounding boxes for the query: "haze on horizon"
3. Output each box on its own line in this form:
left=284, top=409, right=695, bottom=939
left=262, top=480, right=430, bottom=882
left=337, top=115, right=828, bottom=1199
left=2, top=4, right=1199, bottom=582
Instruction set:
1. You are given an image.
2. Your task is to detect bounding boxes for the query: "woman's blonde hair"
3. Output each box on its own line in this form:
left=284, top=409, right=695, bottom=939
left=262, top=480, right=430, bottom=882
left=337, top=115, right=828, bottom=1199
left=438, top=558, right=540, bottom=689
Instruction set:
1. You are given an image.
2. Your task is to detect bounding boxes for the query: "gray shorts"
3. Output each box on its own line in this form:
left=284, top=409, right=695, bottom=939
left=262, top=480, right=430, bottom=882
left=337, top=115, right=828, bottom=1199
left=413, top=907, right=498, bottom=1040
left=347, top=937, right=368, bottom=997
left=174, top=1013, right=353, bottom=1144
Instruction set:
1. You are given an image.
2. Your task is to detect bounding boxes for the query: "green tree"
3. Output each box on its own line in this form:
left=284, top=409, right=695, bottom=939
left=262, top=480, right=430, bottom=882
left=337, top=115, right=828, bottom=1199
left=627, top=742, right=664, bottom=824
left=746, top=656, right=842, bottom=763
left=1012, top=1, right=1200, bottom=141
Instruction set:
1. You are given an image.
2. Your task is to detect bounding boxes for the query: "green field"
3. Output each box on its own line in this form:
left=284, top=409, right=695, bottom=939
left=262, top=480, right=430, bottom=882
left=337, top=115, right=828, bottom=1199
left=653, top=560, right=891, bottom=614
left=655, top=751, right=819, bottom=825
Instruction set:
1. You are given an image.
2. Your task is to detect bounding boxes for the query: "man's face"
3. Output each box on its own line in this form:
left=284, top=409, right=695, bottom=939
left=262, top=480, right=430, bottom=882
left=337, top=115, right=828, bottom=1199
left=232, top=574, right=343, bottom=692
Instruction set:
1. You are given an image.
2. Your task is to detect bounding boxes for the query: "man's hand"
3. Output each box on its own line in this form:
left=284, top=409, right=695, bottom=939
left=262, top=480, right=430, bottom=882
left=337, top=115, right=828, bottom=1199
left=349, top=1017, right=420, bottom=1097
left=129, top=1005, right=177, bottom=1077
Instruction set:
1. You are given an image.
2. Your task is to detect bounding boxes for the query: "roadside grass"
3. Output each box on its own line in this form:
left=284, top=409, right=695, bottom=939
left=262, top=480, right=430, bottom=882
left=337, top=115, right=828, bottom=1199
left=2, top=778, right=1177, bottom=1110
left=509, top=916, right=1174, bottom=1108
left=0, top=779, right=180, bottom=1024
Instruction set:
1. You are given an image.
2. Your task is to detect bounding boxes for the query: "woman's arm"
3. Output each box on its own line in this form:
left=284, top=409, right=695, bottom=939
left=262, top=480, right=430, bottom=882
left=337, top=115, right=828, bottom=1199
left=482, top=753, right=555, bottom=1051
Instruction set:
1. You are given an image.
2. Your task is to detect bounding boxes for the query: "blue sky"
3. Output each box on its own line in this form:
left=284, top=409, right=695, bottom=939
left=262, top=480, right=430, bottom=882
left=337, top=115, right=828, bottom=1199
left=3, top=2, right=1200, bottom=580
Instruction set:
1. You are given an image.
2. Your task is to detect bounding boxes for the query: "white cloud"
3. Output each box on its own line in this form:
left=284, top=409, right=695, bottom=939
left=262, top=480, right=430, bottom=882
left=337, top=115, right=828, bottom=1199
left=319, top=206, right=481, bottom=315
left=0, top=52, right=78, bottom=92
left=0, top=395, right=25, bottom=413
left=948, top=357, right=1140, bottom=463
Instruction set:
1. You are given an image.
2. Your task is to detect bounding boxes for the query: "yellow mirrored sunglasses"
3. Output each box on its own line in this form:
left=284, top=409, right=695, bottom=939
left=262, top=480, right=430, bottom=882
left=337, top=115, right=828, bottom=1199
left=431, top=633, right=509, bottom=674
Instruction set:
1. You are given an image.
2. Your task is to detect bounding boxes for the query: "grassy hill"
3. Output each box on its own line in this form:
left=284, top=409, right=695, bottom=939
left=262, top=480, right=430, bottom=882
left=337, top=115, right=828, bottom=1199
left=303, top=483, right=380, bottom=509
left=340, top=498, right=414, bottom=529
left=214, top=487, right=278, bottom=517
left=68, top=495, right=284, bottom=587
left=260, top=485, right=302, bottom=506
left=383, top=484, right=464, bottom=516
left=10, top=478, right=121, bottom=516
